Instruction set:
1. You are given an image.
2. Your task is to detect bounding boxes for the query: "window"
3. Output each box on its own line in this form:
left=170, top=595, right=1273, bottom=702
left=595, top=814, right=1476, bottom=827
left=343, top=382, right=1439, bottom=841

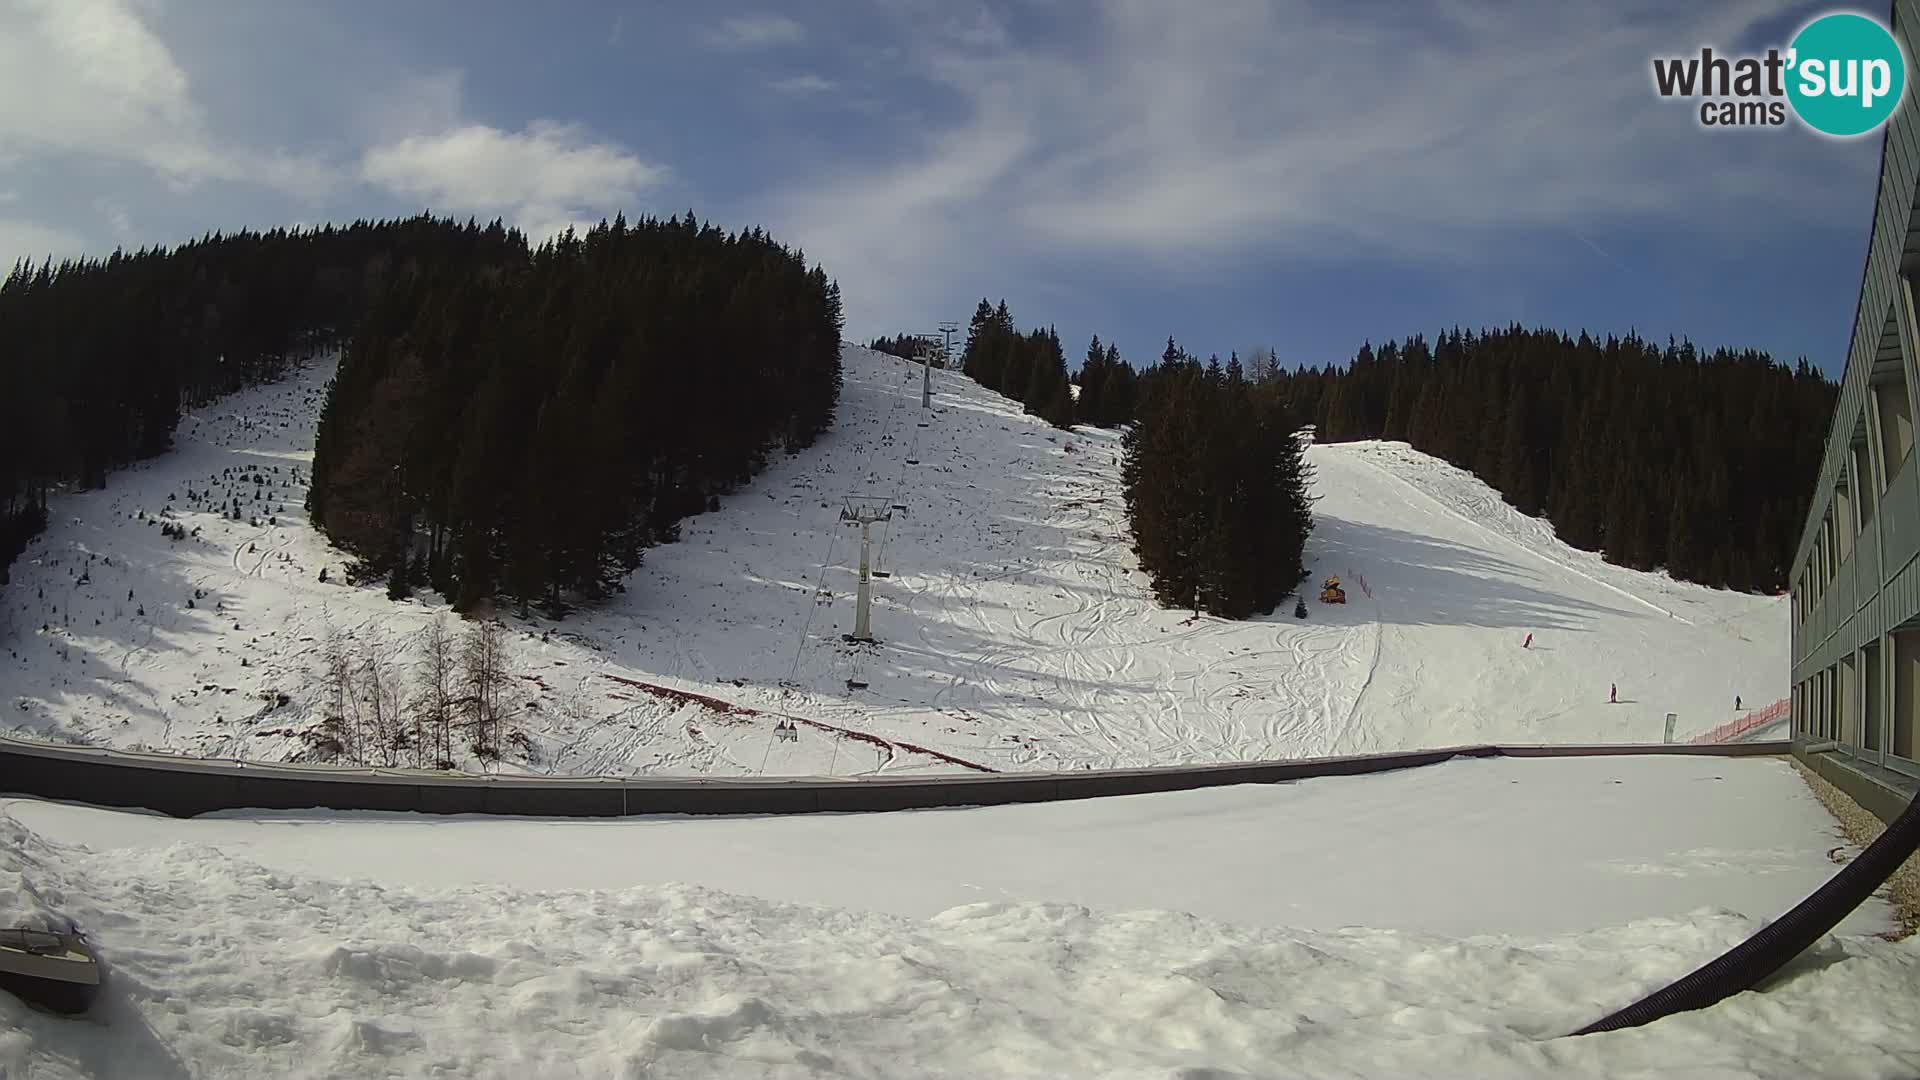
left=1895, top=628, right=1920, bottom=761
left=1874, top=373, right=1914, bottom=482
left=1840, top=653, right=1859, bottom=746
left=1853, top=439, right=1878, bottom=525
left=1865, top=641, right=1883, bottom=753
left=1835, top=485, right=1854, bottom=560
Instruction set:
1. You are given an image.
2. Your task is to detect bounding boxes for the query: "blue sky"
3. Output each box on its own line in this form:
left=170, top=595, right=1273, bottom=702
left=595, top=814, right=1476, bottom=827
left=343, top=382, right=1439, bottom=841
left=0, top=0, right=1886, bottom=374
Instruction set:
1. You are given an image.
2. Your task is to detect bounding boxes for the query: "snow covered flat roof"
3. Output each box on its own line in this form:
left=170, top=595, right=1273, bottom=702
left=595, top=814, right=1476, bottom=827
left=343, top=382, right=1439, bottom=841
left=5, top=753, right=1910, bottom=1079
left=0, top=727, right=1789, bottom=817
left=6, top=753, right=1887, bottom=939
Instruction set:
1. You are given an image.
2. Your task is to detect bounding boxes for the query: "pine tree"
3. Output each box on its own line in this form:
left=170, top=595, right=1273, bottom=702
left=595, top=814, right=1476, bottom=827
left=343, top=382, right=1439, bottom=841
left=1665, top=480, right=1697, bottom=581
left=1044, top=380, right=1076, bottom=430
left=386, top=560, right=411, bottom=600
left=1021, top=328, right=1055, bottom=413
left=1103, top=344, right=1134, bottom=425
left=1123, top=354, right=1312, bottom=619
left=962, top=299, right=997, bottom=386
left=1079, top=334, right=1107, bottom=423
left=1496, top=381, right=1538, bottom=513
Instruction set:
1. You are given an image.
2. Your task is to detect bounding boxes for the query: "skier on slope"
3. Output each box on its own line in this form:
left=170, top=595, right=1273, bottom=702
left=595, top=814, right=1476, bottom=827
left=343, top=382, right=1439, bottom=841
left=1610, top=683, right=1617, bottom=704
left=1523, top=633, right=1532, bottom=649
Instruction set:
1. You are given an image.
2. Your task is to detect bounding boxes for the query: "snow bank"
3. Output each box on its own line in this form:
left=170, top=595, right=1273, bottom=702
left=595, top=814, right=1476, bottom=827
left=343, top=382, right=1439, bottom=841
left=0, top=815, right=63, bottom=933
left=1, top=807, right=1915, bottom=1079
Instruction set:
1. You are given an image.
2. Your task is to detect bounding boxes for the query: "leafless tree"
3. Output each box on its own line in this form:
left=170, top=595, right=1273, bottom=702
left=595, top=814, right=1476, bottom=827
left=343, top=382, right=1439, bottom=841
left=322, top=626, right=357, bottom=762
left=460, top=617, right=510, bottom=761
left=357, top=644, right=400, bottom=767
left=415, top=615, right=456, bottom=768
left=1245, top=346, right=1282, bottom=384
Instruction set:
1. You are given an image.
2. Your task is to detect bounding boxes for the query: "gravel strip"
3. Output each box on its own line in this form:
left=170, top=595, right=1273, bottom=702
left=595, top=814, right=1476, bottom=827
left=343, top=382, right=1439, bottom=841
left=1790, top=757, right=1920, bottom=940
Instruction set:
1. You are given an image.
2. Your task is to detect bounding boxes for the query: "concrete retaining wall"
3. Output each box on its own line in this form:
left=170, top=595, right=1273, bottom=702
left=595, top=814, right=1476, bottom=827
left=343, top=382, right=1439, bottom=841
left=1793, top=739, right=1920, bottom=824
left=0, top=733, right=1791, bottom=819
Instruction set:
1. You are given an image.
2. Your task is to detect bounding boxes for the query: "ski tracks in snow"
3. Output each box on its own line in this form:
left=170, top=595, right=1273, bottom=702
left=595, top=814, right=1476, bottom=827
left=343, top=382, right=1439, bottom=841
left=1344, top=444, right=1693, bottom=625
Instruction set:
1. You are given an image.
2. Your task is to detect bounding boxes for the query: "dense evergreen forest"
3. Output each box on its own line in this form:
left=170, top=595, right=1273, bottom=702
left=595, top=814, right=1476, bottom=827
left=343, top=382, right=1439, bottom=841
left=0, top=215, right=525, bottom=587
left=957, top=300, right=1303, bottom=618
left=866, top=334, right=944, bottom=364
left=1073, top=331, right=1141, bottom=428
left=1123, top=342, right=1315, bottom=618
left=959, top=299, right=1143, bottom=430
left=1275, top=327, right=1836, bottom=592
left=308, top=213, right=844, bottom=614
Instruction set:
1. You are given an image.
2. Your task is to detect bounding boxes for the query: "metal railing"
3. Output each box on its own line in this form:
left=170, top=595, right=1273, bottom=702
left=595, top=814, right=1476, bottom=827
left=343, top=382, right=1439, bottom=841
left=0, top=729, right=1789, bottom=819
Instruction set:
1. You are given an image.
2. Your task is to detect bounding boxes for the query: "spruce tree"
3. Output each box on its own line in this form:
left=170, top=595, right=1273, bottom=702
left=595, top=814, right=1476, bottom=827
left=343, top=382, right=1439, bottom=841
left=1079, top=334, right=1107, bottom=423
left=387, top=560, right=412, bottom=600
left=1123, top=352, right=1312, bottom=619
left=962, top=299, right=997, bottom=386
left=1103, top=344, right=1133, bottom=425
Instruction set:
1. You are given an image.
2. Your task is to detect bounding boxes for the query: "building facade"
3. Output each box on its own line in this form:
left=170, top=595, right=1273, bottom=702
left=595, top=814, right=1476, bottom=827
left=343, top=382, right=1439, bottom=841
left=1791, top=0, right=1920, bottom=815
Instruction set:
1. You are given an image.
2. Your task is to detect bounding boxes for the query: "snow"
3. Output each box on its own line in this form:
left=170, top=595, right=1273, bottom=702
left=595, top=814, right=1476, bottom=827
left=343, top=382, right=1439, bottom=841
left=3, top=755, right=1915, bottom=1079
left=0, top=345, right=1785, bottom=776
left=1310, top=441, right=1786, bottom=752
left=5, top=755, right=1890, bottom=938
left=0, top=363, right=1886, bottom=1080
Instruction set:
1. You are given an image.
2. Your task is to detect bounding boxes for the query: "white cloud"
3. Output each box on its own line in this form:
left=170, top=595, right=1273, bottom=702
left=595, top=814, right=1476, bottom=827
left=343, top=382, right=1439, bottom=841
left=763, top=0, right=1865, bottom=332
left=0, top=218, right=87, bottom=266
left=763, top=84, right=1035, bottom=325
left=0, top=0, right=338, bottom=198
left=704, top=13, right=806, bottom=49
left=361, top=122, right=667, bottom=239
left=0, top=4, right=669, bottom=257
left=95, top=199, right=135, bottom=245
left=769, top=74, right=837, bottom=95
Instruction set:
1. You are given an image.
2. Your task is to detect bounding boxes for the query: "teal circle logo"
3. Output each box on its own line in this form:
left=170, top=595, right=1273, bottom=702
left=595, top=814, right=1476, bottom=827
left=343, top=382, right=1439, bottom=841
left=1786, top=13, right=1907, bottom=136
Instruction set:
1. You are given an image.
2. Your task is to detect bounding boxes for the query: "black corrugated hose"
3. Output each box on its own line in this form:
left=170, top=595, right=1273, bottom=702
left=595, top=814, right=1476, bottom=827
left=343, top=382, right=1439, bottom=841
left=1572, top=784, right=1920, bottom=1036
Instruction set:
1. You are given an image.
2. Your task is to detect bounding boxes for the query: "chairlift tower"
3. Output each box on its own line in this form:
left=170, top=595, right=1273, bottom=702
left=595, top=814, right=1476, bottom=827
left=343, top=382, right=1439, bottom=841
left=915, top=333, right=937, bottom=410
left=840, top=496, right=894, bottom=642
left=935, top=321, right=960, bottom=408
left=938, top=321, right=960, bottom=366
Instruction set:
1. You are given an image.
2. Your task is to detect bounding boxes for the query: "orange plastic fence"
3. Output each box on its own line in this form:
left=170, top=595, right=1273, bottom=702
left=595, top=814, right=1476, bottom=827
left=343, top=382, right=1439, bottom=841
left=1689, top=697, right=1791, bottom=745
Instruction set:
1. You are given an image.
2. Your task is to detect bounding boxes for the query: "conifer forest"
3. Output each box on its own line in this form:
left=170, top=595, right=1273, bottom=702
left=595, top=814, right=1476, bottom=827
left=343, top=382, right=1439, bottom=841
left=0, top=215, right=528, bottom=588
left=0, top=213, right=845, bottom=616
left=1276, top=328, right=1835, bottom=593
left=307, top=214, right=845, bottom=613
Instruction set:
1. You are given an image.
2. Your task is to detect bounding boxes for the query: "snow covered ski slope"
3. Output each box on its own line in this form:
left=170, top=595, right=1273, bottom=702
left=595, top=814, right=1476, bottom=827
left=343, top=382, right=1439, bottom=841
left=0, top=345, right=1784, bottom=775
left=1309, top=440, right=1785, bottom=753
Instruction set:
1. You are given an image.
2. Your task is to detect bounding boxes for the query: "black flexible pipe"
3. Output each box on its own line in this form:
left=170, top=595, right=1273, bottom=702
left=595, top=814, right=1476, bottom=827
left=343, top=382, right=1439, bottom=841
left=1572, top=782, right=1920, bottom=1036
